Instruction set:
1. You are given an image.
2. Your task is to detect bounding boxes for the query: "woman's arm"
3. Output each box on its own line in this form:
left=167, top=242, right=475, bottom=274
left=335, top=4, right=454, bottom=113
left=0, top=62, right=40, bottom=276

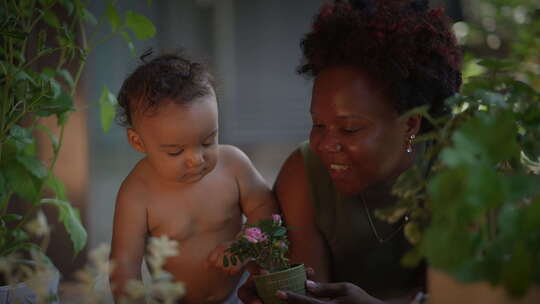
left=274, top=148, right=331, bottom=282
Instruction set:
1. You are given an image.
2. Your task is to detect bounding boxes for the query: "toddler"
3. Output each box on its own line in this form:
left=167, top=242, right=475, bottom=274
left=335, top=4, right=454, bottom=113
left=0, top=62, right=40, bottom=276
left=109, top=53, right=278, bottom=303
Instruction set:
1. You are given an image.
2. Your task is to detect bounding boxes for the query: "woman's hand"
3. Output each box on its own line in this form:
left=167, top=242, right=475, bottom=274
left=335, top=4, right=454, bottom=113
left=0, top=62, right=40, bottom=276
left=276, top=281, right=385, bottom=304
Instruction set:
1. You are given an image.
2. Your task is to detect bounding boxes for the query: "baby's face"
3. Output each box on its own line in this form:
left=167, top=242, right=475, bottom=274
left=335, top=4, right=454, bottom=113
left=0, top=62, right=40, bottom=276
left=131, top=94, right=219, bottom=184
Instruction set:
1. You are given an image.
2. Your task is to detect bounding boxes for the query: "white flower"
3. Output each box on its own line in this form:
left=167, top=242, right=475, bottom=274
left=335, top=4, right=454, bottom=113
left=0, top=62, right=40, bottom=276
left=150, top=280, right=185, bottom=304
left=125, top=279, right=147, bottom=300
left=148, top=235, right=179, bottom=258
left=25, top=211, right=50, bottom=237
left=146, top=235, right=179, bottom=278
left=89, top=243, right=113, bottom=275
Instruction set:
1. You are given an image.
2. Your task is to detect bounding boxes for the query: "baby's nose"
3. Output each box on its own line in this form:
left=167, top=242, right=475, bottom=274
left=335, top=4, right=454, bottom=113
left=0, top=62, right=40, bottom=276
left=186, top=150, right=204, bottom=168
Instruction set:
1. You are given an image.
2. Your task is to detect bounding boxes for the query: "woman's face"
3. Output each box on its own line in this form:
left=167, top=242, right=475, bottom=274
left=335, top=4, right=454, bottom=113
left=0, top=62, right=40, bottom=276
left=310, top=66, right=416, bottom=196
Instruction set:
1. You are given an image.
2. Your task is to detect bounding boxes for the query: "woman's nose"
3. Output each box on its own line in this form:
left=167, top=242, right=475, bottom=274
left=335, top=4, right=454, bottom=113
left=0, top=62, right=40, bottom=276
left=318, top=134, right=342, bottom=153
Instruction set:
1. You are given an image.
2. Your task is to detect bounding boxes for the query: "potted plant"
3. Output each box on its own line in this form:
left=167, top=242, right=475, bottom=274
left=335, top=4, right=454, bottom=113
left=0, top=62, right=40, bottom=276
left=0, top=0, right=155, bottom=302
left=377, top=1, right=540, bottom=302
left=224, top=215, right=307, bottom=304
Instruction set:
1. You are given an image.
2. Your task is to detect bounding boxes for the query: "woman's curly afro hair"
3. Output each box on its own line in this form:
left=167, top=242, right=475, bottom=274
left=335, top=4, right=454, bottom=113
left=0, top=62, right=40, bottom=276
left=299, top=0, right=462, bottom=132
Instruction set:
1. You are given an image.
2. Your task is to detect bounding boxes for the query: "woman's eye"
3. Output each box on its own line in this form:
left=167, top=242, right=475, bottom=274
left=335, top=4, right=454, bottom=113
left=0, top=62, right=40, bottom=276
left=168, top=150, right=183, bottom=156
left=312, top=124, right=324, bottom=129
left=343, top=128, right=361, bottom=134
left=202, top=142, right=214, bottom=147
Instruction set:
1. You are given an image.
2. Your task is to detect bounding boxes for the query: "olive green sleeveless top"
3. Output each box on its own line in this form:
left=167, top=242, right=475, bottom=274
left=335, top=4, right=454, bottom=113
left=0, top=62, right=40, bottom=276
left=299, top=141, right=425, bottom=299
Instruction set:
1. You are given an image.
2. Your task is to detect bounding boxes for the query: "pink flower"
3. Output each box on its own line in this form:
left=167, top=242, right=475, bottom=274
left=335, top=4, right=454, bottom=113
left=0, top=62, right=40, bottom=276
left=272, top=214, right=282, bottom=226
left=244, top=227, right=267, bottom=243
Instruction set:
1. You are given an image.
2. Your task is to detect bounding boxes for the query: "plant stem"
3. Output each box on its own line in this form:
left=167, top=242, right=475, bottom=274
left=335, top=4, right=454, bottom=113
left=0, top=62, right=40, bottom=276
left=488, top=209, right=497, bottom=241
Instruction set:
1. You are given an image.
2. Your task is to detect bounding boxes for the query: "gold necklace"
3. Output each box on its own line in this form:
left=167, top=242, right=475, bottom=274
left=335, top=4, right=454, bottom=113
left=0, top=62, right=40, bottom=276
left=360, top=193, right=409, bottom=244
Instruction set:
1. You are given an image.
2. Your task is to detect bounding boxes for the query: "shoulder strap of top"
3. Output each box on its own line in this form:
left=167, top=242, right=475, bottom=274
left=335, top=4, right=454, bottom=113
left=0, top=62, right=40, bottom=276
left=299, top=141, right=337, bottom=220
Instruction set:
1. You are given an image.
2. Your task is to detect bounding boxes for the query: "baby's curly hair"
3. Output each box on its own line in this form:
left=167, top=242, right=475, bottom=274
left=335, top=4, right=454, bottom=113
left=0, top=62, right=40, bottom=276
left=299, top=0, right=462, bottom=132
left=117, top=52, right=215, bottom=127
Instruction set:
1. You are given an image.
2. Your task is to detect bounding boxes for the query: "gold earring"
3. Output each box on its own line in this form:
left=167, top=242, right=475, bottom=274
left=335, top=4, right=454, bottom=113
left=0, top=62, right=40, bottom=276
left=406, top=134, right=415, bottom=153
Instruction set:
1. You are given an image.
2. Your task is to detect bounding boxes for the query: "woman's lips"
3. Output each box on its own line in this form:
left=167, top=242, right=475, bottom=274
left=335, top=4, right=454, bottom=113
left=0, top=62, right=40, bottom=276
left=328, top=163, right=350, bottom=179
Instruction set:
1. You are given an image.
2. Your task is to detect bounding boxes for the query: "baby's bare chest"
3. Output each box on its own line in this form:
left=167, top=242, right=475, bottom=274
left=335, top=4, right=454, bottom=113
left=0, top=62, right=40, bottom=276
left=146, top=172, right=242, bottom=242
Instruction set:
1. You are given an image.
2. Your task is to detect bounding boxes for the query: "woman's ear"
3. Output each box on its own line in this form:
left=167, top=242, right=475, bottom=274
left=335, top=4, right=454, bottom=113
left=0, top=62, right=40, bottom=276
left=127, top=128, right=146, bottom=153
left=406, top=114, right=422, bottom=137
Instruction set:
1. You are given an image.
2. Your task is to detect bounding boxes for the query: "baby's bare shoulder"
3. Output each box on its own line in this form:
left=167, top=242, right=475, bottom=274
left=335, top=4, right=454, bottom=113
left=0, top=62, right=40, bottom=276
left=116, top=159, right=151, bottom=208
left=218, top=144, right=252, bottom=168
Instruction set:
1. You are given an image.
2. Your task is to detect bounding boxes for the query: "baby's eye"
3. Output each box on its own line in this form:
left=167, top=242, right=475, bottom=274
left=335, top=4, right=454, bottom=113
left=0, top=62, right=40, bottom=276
left=168, top=150, right=183, bottom=156
left=312, top=123, right=324, bottom=129
left=202, top=142, right=214, bottom=147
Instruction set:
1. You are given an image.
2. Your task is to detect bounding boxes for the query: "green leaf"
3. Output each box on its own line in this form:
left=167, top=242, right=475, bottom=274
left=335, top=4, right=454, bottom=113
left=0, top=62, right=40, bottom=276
left=501, top=242, right=534, bottom=296
left=0, top=172, right=8, bottom=207
left=441, top=111, right=519, bottom=167
left=57, top=69, right=75, bottom=89
left=223, top=255, right=229, bottom=267
left=0, top=30, right=28, bottom=40
left=273, top=227, right=287, bottom=237
left=422, top=225, right=476, bottom=271
left=57, top=111, right=70, bottom=126
left=404, top=222, right=421, bottom=244
left=474, top=89, right=507, bottom=108
left=125, top=11, right=156, bottom=40
left=35, top=91, right=74, bottom=117
left=401, top=247, right=423, bottom=268
left=477, top=58, right=516, bottom=72
left=99, top=86, right=117, bottom=132
left=45, top=173, right=67, bottom=201
left=42, top=67, right=56, bottom=78
left=2, top=214, right=23, bottom=222
left=36, top=125, right=59, bottom=151
left=41, top=198, right=87, bottom=254
left=82, top=8, right=98, bottom=26
left=504, top=175, right=540, bottom=203
left=106, top=2, right=121, bottom=31
left=120, top=31, right=136, bottom=57
left=3, top=162, right=39, bottom=202
left=59, top=0, right=75, bottom=16
left=43, top=10, right=60, bottom=28
left=16, top=155, right=47, bottom=179
left=9, top=125, right=33, bottom=145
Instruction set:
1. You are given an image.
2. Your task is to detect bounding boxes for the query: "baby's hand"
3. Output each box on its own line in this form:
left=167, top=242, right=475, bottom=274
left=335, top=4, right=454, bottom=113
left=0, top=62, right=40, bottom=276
left=206, top=241, right=244, bottom=275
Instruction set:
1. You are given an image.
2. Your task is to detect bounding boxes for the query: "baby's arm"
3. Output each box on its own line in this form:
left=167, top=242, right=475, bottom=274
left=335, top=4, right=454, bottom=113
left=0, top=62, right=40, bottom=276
left=225, top=145, right=279, bottom=224
left=109, top=180, right=148, bottom=303
left=207, top=146, right=279, bottom=273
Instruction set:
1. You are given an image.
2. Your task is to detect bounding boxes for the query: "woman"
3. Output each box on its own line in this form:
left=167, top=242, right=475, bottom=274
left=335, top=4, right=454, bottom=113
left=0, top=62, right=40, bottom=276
left=241, top=0, right=462, bottom=303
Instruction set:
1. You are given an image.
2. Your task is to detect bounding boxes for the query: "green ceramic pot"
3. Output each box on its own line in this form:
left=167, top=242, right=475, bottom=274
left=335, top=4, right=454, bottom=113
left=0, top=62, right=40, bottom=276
left=254, top=264, right=306, bottom=304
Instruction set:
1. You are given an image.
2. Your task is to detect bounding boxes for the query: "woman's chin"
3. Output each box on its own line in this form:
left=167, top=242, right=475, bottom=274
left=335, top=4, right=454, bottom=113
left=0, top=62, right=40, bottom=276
left=333, top=181, right=363, bottom=197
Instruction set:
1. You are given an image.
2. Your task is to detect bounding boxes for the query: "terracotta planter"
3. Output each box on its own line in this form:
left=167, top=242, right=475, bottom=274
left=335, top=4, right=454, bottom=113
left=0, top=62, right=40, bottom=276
left=428, top=268, right=540, bottom=304
left=254, top=264, right=307, bottom=304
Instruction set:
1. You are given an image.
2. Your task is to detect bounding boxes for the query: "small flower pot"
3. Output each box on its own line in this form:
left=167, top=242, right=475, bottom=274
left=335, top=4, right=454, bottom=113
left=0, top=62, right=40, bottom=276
left=253, top=264, right=307, bottom=304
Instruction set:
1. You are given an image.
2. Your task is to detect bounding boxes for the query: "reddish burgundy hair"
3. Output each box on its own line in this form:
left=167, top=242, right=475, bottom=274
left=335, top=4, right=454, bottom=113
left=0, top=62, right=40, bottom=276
left=299, top=0, right=462, bottom=132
